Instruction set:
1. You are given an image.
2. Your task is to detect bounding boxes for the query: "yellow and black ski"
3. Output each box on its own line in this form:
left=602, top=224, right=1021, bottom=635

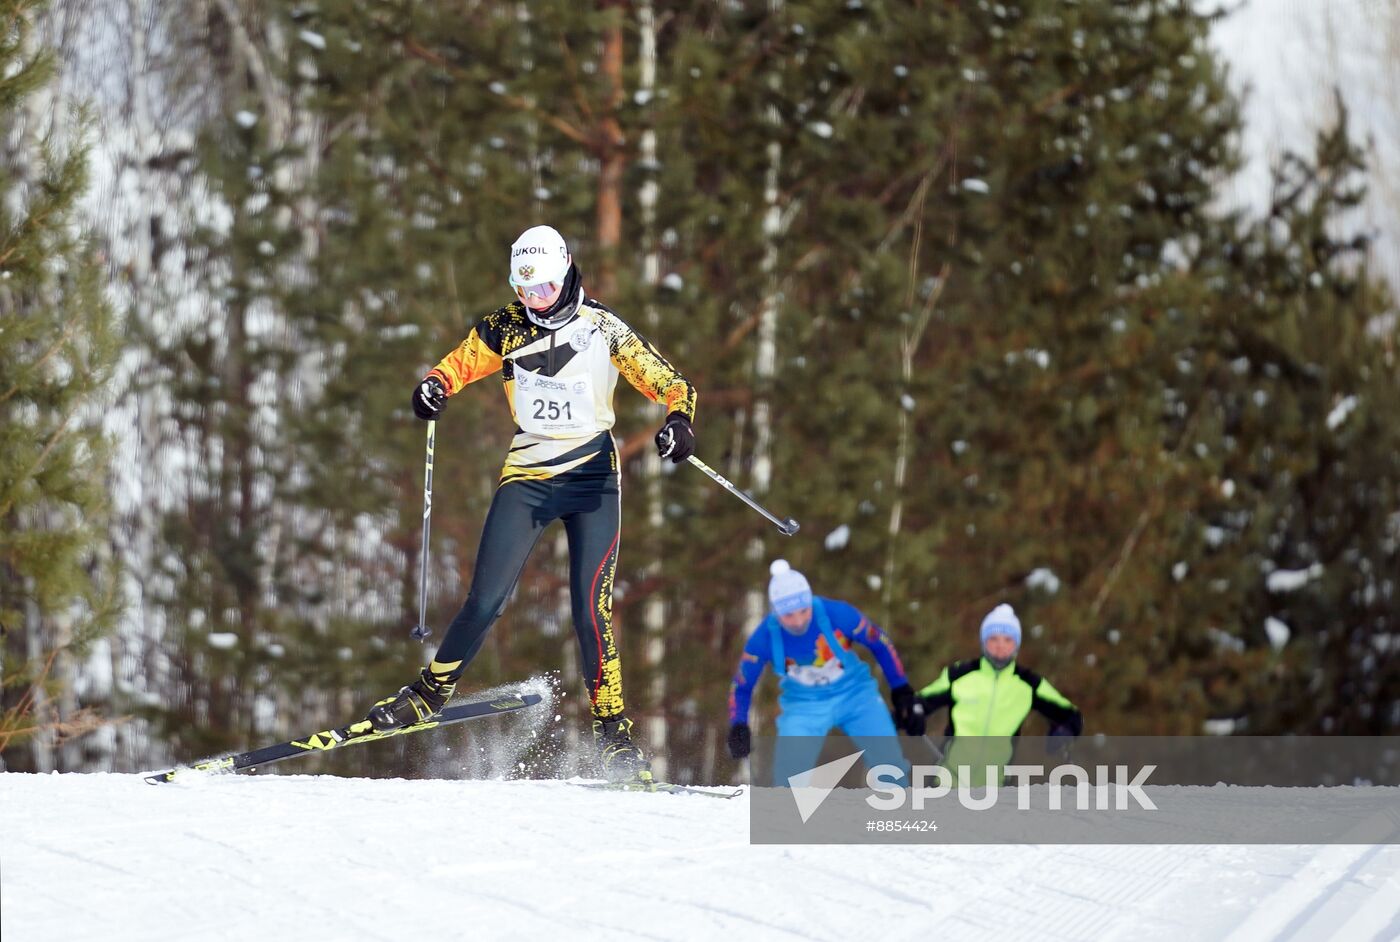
left=145, top=693, right=543, bottom=784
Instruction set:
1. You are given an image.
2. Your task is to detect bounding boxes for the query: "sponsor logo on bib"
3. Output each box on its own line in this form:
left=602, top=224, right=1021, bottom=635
left=569, top=327, right=593, bottom=352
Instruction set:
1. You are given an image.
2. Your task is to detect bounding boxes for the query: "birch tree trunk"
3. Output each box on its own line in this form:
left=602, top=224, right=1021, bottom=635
left=737, top=0, right=788, bottom=779
left=635, top=0, right=669, bottom=779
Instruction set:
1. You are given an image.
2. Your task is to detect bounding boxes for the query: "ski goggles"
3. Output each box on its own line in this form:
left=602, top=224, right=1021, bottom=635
left=514, top=280, right=562, bottom=303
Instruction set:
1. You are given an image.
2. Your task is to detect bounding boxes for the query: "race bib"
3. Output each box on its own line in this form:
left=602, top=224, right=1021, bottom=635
left=513, top=366, right=595, bottom=437
left=786, top=659, right=846, bottom=687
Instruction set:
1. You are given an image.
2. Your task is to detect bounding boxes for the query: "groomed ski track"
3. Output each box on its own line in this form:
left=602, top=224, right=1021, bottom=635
left=3, top=773, right=1398, bottom=941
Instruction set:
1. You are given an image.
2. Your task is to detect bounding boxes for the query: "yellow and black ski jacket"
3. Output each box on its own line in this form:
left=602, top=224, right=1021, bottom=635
left=427, top=299, right=696, bottom=485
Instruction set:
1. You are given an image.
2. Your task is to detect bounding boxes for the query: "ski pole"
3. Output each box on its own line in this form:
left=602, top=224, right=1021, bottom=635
left=410, top=420, right=435, bottom=642
left=685, top=455, right=800, bottom=536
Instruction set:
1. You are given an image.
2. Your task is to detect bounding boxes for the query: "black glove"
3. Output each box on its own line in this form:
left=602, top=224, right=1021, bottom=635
left=889, top=684, right=926, bottom=737
left=1047, top=722, right=1078, bottom=756
left=727, top=722, right=751, bottom=759
left=411, top=376, right=447, bottom=421
left=654, top=412, right=695, bottom=463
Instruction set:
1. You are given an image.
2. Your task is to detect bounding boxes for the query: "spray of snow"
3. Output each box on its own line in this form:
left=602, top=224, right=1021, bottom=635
left=441, top=673, right=599, bottom=782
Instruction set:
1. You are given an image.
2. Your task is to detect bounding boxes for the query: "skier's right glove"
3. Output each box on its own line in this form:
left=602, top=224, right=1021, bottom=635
left=726, top=722, right=751, bottom=760
left=411, top=376, right=447, bottom=421
left=889, top=683, right=926, bottom=737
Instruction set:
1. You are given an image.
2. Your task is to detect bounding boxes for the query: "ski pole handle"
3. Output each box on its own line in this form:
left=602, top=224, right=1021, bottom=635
left=410, top=420, right=435, bottom=641
left=685, top=455, right=799, bottom=536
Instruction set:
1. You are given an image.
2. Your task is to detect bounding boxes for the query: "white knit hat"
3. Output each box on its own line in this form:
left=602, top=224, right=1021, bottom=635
left=768, top=559, right=812, bottom=615
left=980, top=603, right=1022, bottom=647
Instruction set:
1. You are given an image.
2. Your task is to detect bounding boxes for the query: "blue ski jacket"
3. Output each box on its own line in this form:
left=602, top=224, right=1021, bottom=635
left=728, top=596, right=908, bottom=724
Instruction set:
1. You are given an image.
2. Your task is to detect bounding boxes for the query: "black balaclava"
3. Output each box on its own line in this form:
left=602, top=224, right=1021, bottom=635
left=524, top=262, right=584, bottom=330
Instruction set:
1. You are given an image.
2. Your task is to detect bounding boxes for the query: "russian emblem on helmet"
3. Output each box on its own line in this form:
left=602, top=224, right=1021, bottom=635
left=508, top=226, right=571, bottom=287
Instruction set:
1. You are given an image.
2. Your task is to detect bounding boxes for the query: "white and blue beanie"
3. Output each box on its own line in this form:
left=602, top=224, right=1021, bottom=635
left=980, top=603, right=1022, bottom=648
left=768, top=560, right=813, bottom=615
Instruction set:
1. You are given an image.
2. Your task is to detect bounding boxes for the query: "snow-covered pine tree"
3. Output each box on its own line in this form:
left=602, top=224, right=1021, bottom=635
left=0, top=0, right=121, bottom=771
left=1173, top=106, right=1400, bottom=734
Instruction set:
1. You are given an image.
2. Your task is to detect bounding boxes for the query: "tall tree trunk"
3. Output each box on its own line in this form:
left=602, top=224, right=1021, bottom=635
left=738, top=0, right=787, bottom=779
left=635, top=0, right=669, bottom=778
left=594, top=1, right=626, bottom=298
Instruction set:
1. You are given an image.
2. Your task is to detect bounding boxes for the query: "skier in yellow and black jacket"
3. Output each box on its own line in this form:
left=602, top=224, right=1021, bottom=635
left=366, top=225, right=696, bottom=785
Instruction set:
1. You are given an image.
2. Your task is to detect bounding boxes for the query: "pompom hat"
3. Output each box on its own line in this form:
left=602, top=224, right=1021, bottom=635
left=768, top=559, right=812, bottom=615
left=979, top=603, right=1022, bottom=648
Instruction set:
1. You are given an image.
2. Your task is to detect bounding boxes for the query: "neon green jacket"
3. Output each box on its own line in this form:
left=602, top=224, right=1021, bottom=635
left=918, top=656, right=1083, bottom=786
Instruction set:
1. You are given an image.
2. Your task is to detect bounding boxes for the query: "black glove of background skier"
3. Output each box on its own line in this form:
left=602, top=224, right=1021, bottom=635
left=889, top=684, right=926, bottom=736
left=727, top=722, right=751, bottom=759
left=1046, top=722, right=1078, bottom=756
left=654, top=412, right=695, bottom=464
left=411, top=376, right=447, bottom=421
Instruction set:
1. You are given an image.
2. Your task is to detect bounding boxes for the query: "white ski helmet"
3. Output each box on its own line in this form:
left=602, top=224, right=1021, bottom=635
left=508, top=225, right=572, bottom=287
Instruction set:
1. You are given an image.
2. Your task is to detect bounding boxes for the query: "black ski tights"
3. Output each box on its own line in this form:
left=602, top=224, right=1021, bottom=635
left=426, top=447, right=626, bottom=718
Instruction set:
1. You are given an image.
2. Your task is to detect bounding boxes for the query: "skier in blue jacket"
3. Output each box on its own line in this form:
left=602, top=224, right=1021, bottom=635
left=726, top=560, right=921, bottom=786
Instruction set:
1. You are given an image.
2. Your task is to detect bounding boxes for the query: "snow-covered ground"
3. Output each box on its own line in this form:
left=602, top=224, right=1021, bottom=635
left=3, top=771, right=1399, bottom=941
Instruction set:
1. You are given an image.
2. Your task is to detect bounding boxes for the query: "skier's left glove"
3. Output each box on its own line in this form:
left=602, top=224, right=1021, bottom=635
left=889, top=684, right=926, bottom=737
left=1046, top=721, right=1080, bottom=756
left=654, top=412, right=695, bottom=464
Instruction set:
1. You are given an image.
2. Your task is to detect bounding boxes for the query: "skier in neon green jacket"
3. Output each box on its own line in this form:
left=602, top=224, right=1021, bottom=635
left=914, top=604, right=1083, bottom=786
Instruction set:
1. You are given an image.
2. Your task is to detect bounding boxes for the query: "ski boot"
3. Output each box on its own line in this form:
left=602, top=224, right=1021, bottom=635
left=592, top=715, right=655, bottom=787
left=366, top=668, right=456, bottom=732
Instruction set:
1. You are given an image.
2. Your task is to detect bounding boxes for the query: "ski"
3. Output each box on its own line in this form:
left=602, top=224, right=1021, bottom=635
left=571, top=780, right=744, bottom=800
left=145, top=692, right=544, bottom=784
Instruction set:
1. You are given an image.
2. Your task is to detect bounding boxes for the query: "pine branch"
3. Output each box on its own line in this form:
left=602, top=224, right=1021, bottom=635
left=0, top=320, right=79, bottom=406
left=0, top=650, right=116, bottom=753
left=401, top=35, right=591, bottom=147
left=0, top=396, right=83, bottom=520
